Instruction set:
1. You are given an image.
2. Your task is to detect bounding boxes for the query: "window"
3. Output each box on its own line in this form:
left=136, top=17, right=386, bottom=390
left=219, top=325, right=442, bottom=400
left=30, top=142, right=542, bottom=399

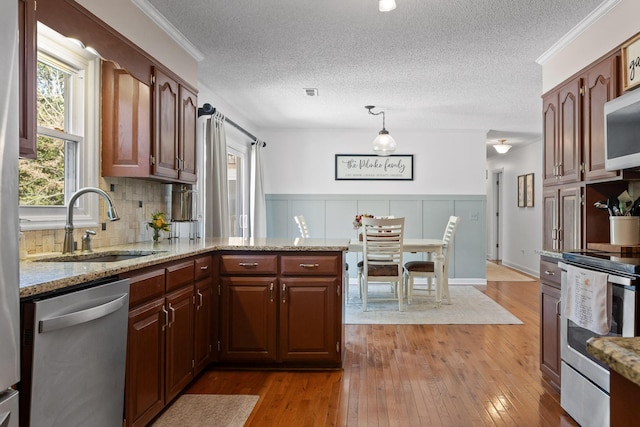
left=19, top=23, right=100, bottom=230
left=227, top=147, right=248, bottom=238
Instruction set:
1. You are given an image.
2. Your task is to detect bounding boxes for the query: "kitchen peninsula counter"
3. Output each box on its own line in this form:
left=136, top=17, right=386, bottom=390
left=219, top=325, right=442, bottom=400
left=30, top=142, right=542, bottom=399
left=587, top=337, right=640, bottom=386
left=19, top=237, right=349, bottom=298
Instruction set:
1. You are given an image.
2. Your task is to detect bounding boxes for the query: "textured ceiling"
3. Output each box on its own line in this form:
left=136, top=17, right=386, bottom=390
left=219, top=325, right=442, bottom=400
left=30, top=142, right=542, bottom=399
left=145, top=0, right=605, bottom=152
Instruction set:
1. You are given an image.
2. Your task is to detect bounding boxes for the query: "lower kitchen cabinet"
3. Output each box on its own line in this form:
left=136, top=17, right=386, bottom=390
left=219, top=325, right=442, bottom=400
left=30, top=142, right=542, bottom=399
left=540, top=256, right=562, bottom=389
left=123, top=256, right=213, bottom=427
left=164, top=284, right=194, bottom=403
left=194, top=255, right=215, bottom=373
left=217, top=252, right=344, bottom=367
left=279, top=277, right=338, bottom=363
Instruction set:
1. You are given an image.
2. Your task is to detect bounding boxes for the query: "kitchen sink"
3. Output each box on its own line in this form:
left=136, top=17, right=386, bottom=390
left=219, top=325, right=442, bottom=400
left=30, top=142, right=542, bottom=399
left=37, top=250, right=164, bottom=263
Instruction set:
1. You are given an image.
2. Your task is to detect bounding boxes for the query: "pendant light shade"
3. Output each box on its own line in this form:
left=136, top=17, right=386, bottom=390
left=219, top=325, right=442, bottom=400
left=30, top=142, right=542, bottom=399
left=379, top=0, right=397, bottom=12
left=494, top=139, right=512, bottom=154
left=365, top=105, right=396, bottom=156
left=372, top=130, right=397, bottom=156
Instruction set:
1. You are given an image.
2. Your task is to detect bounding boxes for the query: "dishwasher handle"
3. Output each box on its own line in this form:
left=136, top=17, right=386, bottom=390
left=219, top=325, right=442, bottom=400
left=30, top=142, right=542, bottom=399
left=39, top=293, right=128, bottom=333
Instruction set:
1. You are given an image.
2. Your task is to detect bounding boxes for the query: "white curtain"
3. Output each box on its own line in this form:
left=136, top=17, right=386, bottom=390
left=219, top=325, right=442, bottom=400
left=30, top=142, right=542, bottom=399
left=203, top=114, right=230, bottom=237
left=250, top=140, right=267, bottom=238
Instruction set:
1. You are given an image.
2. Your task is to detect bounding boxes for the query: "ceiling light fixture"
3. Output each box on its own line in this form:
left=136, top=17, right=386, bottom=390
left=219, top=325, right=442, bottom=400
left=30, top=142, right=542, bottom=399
left=379, top=0, right=397, bottom=12
left=365, top=105, right=397, bottom=156
left=494, top=139, right=512, bottom=154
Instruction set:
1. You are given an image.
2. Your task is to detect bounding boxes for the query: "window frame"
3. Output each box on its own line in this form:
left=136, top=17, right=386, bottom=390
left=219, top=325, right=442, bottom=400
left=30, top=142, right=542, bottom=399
left=20, top=23, right=100, bottom=232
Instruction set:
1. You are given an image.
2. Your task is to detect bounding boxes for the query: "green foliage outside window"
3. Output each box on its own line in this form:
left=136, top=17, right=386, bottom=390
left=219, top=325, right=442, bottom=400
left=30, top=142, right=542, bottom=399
left=19, top=60, right=68, bottom=206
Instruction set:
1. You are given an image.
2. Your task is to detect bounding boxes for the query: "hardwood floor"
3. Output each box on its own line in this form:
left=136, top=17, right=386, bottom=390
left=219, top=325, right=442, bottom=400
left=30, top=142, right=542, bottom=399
left=185, top=278, right=579, bottom=426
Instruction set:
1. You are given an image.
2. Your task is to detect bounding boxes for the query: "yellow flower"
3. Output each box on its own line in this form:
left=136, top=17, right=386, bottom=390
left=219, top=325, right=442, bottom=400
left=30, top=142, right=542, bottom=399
left=147, top=211, right=170, bottom=232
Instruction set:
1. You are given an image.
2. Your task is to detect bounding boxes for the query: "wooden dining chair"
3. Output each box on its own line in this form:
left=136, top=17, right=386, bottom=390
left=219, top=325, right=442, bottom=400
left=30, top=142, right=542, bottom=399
left=294, top=215, right=310, bottom=238
left=403, top=216, right=459, bottom=305
left=360, top=217, right=405, bottom=311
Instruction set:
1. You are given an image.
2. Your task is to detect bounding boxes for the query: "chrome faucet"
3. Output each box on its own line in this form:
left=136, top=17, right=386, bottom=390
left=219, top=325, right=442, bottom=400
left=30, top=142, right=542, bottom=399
left=63, top=187, right=120, bottom=254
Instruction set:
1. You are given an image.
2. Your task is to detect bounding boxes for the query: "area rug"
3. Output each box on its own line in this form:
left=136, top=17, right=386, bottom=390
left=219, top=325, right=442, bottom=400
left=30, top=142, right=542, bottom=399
left=486, top=261, right=535, bottom=282
left=151, top=394, right=259, bottom=427
left=345, top=284, right=523, bottom=325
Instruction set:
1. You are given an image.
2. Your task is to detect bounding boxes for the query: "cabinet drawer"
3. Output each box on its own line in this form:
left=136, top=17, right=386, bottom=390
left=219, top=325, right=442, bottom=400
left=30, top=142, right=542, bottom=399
left=195, top=255, right=212, bottom=281
left=125, top=267, right=165, bottom=307
left=166, top=260, right=195, bottom=292
left=280, top=255, right=339, bottom=276
left=540, top=258, right=561, bottom=287
left=219, top=254, right=278, bottom=275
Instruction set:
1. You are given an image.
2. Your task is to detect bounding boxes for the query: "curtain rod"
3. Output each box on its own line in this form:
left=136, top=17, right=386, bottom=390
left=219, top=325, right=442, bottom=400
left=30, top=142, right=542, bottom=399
left=197, top=103, right=266, bottom=147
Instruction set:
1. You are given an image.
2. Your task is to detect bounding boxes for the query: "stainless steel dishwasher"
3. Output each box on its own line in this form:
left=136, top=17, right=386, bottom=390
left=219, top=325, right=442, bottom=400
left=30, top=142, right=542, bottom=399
left=20, top=277, right=130, bottom=427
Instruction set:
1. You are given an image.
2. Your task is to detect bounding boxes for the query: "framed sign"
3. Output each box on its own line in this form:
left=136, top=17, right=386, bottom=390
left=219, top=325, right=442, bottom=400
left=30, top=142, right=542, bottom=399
left=517, top=175, right=526, bottom=207
left=335, top=154, right=413, bottom=180
left=622, top=33, right=640, bottom=91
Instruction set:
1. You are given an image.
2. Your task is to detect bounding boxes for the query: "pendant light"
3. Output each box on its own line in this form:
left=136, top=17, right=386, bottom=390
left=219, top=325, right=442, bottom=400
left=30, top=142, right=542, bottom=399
left=365, top=105, right=397, bottom=156
left=494, top=139, right=512, bottom=154
left=379, top=0, right=397, bottom=12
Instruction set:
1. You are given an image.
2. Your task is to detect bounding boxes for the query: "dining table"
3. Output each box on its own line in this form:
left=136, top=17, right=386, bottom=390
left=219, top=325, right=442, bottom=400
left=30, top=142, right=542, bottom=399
left=348, top=238, right=448, bottom=307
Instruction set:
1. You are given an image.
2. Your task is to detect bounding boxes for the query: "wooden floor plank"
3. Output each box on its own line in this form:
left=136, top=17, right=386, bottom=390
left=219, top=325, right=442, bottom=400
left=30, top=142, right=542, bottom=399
left=181, top=278, right=580, bottom=426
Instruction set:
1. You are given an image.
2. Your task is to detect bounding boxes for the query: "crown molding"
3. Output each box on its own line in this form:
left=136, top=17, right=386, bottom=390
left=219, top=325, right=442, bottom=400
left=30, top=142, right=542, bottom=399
left=536, top=0, right=621, bottom=65
left=131, top=0, right=204, bottom=62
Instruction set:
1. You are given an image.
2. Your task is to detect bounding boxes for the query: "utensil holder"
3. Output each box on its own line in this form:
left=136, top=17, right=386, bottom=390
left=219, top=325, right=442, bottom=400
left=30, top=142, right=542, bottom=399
left=610, top=216, right=640, bottom=245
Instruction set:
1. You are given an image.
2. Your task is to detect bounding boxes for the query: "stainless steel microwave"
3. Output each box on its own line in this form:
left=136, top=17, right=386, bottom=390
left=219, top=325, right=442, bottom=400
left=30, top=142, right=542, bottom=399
left=604, top=88, right=640, bottom=171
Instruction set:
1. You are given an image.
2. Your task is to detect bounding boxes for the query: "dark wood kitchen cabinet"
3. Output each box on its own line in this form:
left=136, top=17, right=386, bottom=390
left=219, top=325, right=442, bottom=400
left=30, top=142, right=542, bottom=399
left=540, top=257, right=562, bottom=390
left=151, top=67, right=197, bottom=183
left=542, top=185, right=582, bottom=252
left=101, top=60, right=151, bottom=178
left=194, top=255, right=215, bottom=373
left=543, top=79, right=581, bottom=186
left=18, top=0, right=37, bottom=158
left=218, top=252, right=343, bottom=367
left=122, top=258, right=198, bottom=427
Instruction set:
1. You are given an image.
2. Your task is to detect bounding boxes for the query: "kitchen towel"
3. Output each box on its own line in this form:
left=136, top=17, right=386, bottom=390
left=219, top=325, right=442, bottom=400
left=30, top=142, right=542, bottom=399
left=564, top=265, right=611, bottom=335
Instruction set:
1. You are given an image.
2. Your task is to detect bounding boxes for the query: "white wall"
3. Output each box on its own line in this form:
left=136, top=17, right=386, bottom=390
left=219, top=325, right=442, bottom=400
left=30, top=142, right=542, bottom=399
left=486, top=140, right=543, bottom=276
left=541, top=0, right=640, bottom=92
left=258, top=128, right=487, bottom=195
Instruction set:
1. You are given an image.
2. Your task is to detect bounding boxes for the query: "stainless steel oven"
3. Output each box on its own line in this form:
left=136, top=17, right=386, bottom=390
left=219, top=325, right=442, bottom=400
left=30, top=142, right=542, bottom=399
left=559, top=257, right=640, bottom=427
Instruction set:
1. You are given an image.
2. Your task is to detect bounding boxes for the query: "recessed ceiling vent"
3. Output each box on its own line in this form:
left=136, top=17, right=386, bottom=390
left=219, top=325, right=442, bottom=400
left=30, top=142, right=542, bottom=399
left=303, top=88, right=319, bottom=97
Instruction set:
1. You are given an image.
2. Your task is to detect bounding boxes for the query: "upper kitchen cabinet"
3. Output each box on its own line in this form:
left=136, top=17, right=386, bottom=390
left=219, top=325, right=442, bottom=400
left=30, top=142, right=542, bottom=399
left=543, top=51, right=622, bottom=186
left=18, top=0, right=36, bottom=159
left=583, top=53, right=619, bottom=181
left=151, top=67, right=197, bottom=183
left=102, top=61, right=151, bottom=178
left=543, top=79, right=581, bottom=186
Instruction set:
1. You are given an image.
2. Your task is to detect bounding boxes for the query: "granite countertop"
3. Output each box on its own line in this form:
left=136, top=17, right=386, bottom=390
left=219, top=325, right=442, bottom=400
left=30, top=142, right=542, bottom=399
left=538, top=250, right=564, bottom=260
left=587, top=337, right=640, bottom=386
left=20, top=237, right=349, bottom=298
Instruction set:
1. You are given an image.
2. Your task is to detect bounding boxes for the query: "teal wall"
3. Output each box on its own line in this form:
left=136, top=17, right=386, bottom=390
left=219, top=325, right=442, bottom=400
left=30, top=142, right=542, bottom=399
left=266, top=194, right=486, bottom=281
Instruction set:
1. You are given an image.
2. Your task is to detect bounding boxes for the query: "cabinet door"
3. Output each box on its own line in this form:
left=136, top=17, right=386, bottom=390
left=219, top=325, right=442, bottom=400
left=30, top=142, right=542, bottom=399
left=279, top=277, right=339, bottom=364
left=102, top=60, right=151, bottom=177
left=557, top=79, right=582, bottom=184
left=126, top=297, right=165, bottom=427
left=559, top=186, right=582, bottom=251
left=165, top=285, right=195, bottom=403
left=540, top=283, right=561, bottom=388
left=219, top=276, right=278, bottom=362
left=194, top=278, right=212, bottom=375
left=542, top=91, right=559, bottom=185
left=584, top=53, right=619, bottom=181
left=18, top=0, right=36, bottom=158
left=179, top=85, right=197, bottom=182
left=542, top=188, right=559, bottom=251
left=152, top=67, right=179, bottom=180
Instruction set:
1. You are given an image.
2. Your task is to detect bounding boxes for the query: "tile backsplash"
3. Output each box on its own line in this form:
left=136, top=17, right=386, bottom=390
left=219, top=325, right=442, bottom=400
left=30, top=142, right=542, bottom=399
left=23, top=177, right=171, bottom=255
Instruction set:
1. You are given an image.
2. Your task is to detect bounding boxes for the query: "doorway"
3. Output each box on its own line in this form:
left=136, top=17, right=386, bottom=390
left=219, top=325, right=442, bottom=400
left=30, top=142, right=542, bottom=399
left=490, top=170, right=503, bottom=262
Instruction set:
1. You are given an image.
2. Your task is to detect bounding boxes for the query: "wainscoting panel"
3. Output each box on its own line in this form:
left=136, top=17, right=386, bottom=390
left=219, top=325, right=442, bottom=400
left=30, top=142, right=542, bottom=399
left=265, top=194, right=486, bottom=280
